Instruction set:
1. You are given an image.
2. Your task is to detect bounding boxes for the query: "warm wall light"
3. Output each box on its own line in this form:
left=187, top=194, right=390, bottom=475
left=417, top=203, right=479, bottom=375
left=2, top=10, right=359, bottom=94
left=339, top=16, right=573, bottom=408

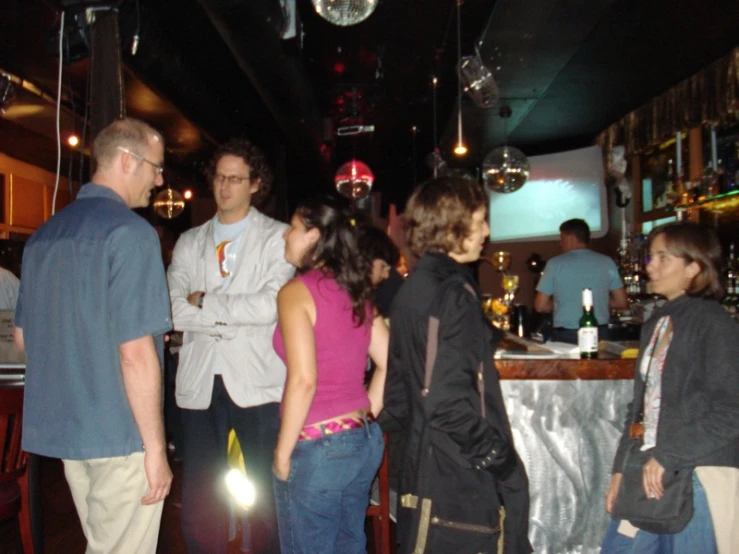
left=183, top=189, right=193, bottom=200
left=454, top=143, right=468, bottom=156
left=67, top=135, right=79, bottom=147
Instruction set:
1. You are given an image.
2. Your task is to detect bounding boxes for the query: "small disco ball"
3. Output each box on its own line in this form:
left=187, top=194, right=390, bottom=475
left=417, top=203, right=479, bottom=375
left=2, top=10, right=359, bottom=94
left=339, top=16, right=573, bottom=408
left=335, top=159, right=374, bottom=200
left=153, top=188, right=185, bottom=219
left=483, top=145, right=530, bottom=194
left=311, top=0, right=379, bottom=26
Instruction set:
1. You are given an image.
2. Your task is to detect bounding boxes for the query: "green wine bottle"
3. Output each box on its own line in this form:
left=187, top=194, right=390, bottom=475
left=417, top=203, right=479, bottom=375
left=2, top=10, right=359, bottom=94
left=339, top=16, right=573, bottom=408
left=578, top=288, right=599, bottom=359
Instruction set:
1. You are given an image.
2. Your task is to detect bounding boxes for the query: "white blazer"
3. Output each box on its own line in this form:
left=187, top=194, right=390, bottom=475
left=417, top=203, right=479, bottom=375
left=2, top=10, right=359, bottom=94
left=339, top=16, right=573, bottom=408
left=167, top=209, right=295, bottom=409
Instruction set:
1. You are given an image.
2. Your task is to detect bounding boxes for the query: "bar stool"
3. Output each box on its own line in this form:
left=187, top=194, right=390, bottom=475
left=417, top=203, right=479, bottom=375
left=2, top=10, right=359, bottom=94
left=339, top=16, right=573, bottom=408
left=366, top=432, right=391, bottom=554
left=0, top=385, right=33, bottom=553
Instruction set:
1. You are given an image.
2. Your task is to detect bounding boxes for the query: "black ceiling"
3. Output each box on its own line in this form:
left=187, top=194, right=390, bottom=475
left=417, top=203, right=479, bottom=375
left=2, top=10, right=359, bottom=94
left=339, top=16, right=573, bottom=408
left=1, top=0, right=738, bottom=212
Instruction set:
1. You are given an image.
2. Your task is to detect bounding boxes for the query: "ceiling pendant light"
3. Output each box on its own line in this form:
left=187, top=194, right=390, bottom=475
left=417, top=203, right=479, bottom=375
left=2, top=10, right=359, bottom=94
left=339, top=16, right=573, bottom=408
left=459, top=50, right=499, bottom=109
left=311, top=0, right=379, bottom=27
left=153, top=187, right=186, bottom=219
left=453, top=0, right=467, bottom=157
left=335, top=159, right=374, bottom=199
left=483, top=106, right=530, bottom=194
left=425, top=76, right=450, bottom=178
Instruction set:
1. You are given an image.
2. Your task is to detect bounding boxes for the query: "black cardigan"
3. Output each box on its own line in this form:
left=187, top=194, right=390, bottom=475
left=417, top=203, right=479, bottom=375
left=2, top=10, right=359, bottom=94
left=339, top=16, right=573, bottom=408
left=612, top=294, right=739, bottom=474
left=384, top=252, right=532, bottom=553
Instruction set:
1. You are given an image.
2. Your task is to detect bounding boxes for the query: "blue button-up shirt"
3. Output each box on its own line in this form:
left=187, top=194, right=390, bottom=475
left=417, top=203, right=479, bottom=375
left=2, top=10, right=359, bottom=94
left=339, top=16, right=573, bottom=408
left=15, top=183, right=172, bottom=460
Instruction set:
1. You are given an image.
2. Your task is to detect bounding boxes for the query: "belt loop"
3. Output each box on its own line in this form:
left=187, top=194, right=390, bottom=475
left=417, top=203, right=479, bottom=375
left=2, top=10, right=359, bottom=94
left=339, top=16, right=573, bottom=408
left=362, top=414, right=370, bottom=437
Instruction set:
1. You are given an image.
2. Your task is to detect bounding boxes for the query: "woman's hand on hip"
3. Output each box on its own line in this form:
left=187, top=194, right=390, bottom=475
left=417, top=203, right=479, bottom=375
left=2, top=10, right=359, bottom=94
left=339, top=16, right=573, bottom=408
left=642, top=457, right=665, bottom=500
left=604, top=473, right=622, bottom=513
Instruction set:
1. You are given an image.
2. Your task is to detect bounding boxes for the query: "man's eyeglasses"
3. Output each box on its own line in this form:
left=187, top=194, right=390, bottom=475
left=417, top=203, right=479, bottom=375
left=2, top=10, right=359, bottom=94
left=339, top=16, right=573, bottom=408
left=213, top=173, right=251, bottom=186
left=117, top=146, right=164, bottom=175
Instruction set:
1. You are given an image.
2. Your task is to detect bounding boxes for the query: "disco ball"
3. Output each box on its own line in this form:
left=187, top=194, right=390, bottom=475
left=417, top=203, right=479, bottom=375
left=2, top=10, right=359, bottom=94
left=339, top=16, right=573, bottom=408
left=153, top=188, right=185, bottom=219
left=483, top=146, right=530, bottom=194
left=458, top=56, right=499, bottom=109
left=311, top=0, right=379, bottom=26
left=335, top=159, right=374, bottom=200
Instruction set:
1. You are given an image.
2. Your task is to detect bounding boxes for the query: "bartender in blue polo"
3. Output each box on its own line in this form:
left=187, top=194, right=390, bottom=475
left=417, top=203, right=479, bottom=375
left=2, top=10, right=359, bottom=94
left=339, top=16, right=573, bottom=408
left=534, top=218, right=628, bottom=344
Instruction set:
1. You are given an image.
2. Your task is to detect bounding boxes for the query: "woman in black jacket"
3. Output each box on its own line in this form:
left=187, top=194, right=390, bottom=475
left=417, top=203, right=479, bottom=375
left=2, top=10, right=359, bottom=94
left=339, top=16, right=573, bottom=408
left=383, top=177, right=531, bottom=554
left=601, top=222, right=739, bottom=553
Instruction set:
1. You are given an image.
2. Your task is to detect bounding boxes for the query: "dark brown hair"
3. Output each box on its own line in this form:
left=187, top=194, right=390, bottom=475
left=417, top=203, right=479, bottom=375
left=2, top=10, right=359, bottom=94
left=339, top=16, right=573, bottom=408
left=405, top=176, right=488, bottom=258
left=648, top=221, right=723, bottom=299
left=559, top=218, right=590, bottom=245
left=206, top=138, right=274, bottom=206
left=295, top=195, right=372, bottom=326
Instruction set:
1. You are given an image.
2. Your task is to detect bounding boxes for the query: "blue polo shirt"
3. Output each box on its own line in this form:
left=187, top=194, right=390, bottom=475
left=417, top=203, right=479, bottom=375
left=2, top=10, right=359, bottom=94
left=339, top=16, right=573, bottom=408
left=536, top=248, right=624, bottom=329
left=15, top=183, right=172, bottom=460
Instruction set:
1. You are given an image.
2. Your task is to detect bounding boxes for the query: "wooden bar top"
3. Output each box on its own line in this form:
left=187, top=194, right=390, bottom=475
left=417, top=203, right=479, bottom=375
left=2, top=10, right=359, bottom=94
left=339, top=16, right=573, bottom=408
left=495, top=334, right=636, bottom=380
left=496, top=356, right=635, bottom=380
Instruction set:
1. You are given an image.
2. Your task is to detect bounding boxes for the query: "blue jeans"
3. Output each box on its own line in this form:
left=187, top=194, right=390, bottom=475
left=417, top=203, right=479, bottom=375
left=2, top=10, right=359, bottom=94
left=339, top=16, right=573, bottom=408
left=601, top=473, right=717, bottom=554
left=273, top=421, right=384, bottom=554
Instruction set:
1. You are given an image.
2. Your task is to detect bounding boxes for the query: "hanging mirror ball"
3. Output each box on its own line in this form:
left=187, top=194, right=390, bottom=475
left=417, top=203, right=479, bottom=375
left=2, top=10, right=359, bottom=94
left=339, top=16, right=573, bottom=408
left=335, top=159, right=374, bottom=200
left=153, top=187, right=185, bottom=219
left=311, top=0, right=379, bottom=26
left=483, top=145, right=530, bottom=194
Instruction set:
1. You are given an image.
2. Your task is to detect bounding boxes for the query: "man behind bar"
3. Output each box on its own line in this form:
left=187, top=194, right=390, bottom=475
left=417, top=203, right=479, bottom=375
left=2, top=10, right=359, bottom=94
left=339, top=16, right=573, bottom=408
left=13, top=117, right=173, bottom=553
left=534, top=218, right=628, bottom=343
left=167, top=139, right=294, bottom=553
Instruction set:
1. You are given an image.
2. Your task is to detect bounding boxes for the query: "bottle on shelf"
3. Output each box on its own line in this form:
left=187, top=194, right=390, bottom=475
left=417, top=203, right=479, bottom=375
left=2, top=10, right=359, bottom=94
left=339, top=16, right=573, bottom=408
left=723, top=242, right=737, bottom=320
left=578, top=288, right=599, bottom=359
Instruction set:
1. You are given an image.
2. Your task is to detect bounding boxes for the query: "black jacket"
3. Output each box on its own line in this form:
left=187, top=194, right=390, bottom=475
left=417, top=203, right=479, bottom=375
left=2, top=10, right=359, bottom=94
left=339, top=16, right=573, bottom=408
left=613, top=294, right=739, bottom=474
left=384, top=253, right=531, bottom=554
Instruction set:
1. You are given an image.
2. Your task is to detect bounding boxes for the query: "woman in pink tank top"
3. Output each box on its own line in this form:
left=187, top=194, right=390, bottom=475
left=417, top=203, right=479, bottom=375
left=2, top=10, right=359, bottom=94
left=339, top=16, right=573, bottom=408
left=272, top=195, right=389, bottom=554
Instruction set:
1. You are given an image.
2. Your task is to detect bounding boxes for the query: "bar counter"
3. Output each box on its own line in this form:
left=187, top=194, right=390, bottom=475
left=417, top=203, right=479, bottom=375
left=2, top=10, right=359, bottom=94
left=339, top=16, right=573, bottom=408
left=496, top=351, right=635, bottom=554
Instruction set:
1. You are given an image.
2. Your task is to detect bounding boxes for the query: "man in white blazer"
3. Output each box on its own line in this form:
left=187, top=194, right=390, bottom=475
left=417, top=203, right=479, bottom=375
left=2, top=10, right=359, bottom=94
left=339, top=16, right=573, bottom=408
left=168, top=139, right=294, bottom=554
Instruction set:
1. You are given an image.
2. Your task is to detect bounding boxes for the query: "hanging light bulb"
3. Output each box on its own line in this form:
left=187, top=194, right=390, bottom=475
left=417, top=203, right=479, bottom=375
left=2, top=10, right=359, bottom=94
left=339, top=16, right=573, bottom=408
left=453, top=0, right=467, bottom=157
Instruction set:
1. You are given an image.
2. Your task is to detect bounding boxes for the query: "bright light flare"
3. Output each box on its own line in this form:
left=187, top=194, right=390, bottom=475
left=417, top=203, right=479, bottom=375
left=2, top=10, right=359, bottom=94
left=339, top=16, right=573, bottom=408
left=225, top=469, right=256, bottom=509
left=454, top=143, right=468, bottom=156
left=183, top=189, right=193, bottom=200
left=67, top=135, right=80, bottom=147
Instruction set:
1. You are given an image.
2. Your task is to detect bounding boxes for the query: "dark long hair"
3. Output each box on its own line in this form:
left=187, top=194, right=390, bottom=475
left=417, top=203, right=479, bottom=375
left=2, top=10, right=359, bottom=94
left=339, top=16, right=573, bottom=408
left=295, top=195, right=372, bottom=326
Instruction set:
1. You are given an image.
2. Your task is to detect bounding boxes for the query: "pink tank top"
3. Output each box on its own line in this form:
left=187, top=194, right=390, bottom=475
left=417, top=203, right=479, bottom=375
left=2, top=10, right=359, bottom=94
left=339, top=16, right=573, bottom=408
left=273, top=269, right=372, bottom=425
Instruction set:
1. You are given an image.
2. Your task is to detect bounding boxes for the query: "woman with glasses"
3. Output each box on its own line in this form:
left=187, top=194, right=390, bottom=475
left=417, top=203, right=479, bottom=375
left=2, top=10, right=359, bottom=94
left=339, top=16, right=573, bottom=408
left=272, top=195, right=389, bottom=554
left=601, top=222, right=739, bottom=554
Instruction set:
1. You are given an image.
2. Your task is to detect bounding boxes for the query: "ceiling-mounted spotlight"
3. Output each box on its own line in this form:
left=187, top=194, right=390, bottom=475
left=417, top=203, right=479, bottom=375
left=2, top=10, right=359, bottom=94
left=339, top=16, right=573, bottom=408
left=311, top=0, right=379, bottom=26
left=459, top=54, right=499, bottom=109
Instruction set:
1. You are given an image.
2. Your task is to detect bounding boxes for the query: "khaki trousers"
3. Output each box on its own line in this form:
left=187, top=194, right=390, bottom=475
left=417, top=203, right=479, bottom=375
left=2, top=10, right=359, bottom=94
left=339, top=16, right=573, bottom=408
left=696, top=466, right=739, bottom=554
left=63, top=451, right=164, bottom=554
